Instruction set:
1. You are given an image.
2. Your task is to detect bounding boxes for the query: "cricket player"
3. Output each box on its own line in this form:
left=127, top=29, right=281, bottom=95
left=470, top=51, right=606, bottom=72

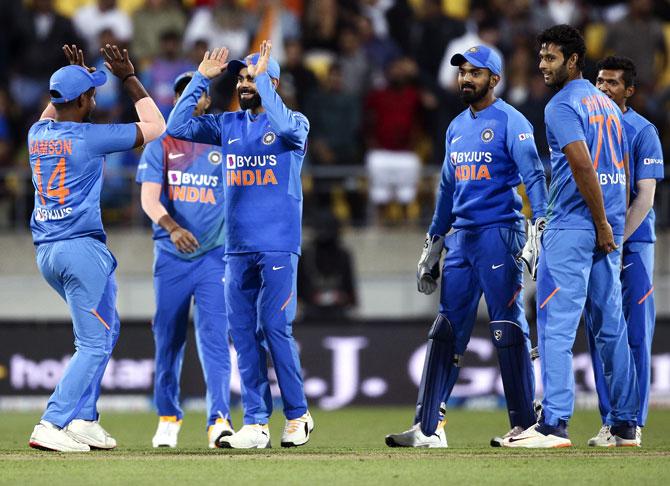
left=385, top=45, right=548, bottom=448
left=167, top=41, right=313, bottom=449
left=137, top=72, right=232, bottom=449
left=586, top=56, right=664, bottom=447
left=505, top=25, right=639, bottom=448
left=28, top=45, right=165, bottom=452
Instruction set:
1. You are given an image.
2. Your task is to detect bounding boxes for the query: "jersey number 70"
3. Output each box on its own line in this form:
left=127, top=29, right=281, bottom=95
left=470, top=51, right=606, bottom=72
left=35, top=157, right=70, bottom=205
left=589, top=114, right=624, bottom=171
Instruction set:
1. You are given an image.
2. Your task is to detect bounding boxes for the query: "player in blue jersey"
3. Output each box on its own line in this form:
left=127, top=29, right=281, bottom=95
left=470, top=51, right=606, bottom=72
left=586, top=56, right=664, bottom=447
left=505, top=25, right=639, bottom=448
left=385, top=45, right=548, bottom=448
left=137, top=72, right=232, bottom=449
left=28, top=45, right=165, bottom=452
left=166, top=41, right=313, bottom=449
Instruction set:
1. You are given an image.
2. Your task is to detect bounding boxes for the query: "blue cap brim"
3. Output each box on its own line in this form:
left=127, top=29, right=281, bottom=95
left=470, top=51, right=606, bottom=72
left=90, top=70, right=107, bottom=87
left=450, top=52, right=500, bottom=76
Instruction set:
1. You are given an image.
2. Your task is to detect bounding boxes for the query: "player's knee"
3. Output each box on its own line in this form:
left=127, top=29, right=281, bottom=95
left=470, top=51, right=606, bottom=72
left=489, top=320, right=525, bottom=348
left=428, top=314, right=454, bottom=342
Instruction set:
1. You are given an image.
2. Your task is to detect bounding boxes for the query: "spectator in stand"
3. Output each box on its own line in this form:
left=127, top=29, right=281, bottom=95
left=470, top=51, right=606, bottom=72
left=280, top=39, right=319, bottom=111
left=302, top=0, right=341, bottom=51
left=604, top=0, right=667, bottom=90
left=184, top=0, right=252, bottom=60
left=337, top=25, right=371, bottom=98
left=9, top=0, right=82, bottom=111
left=131, top=0, right=187, bottom=66
left=298, top=210, right=357, bottom=321
left=365, top=57, right=423, bottom=223
left=73, top=0, right=133, bottom=53
left=410, top=0, right=466, bottom=83
left=357, top=15, right=402, bottom=83
left=141, top=30, right=195, bottom=118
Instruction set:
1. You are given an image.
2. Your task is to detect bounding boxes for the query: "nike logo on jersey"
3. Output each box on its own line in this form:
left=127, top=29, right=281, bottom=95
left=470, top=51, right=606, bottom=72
left=168, top=153, right=184, bottom=160
left=272, top=266, right=285, bottom=271
left=451, top=135, right=463, bottom=144
left=623, top=263, right=634, bottom=270
left=491, top=264, right=504, bottom=270
left=228, top=138, right=241, bottom=145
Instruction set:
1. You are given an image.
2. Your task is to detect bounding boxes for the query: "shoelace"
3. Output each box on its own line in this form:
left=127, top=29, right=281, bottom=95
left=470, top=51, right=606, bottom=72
left=284, top=419, right=303, bottom=434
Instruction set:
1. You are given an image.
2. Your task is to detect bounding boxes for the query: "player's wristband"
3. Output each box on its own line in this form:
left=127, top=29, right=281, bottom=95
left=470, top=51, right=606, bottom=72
left=122, top=73, right=137, bottom=83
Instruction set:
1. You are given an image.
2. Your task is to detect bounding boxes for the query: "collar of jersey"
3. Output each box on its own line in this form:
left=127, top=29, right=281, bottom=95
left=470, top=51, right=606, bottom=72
left=468, top=97, right=501, bottom=119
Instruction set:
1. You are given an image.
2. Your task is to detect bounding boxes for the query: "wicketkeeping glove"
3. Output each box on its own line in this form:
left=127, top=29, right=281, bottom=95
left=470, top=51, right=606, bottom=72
left=417, top=233, right=445, bottom=295
left=517, top=217, right=546, bottom=281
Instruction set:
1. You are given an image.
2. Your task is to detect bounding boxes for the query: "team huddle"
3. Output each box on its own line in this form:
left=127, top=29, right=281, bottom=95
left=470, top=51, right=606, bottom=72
left=24, top=23, right=663, bottom=452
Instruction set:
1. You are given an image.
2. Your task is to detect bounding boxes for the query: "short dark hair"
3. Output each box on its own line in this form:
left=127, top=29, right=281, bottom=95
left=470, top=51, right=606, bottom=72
left=596, top=55, right=637, bottom=88
left=537, top=24, right=586, bottom=71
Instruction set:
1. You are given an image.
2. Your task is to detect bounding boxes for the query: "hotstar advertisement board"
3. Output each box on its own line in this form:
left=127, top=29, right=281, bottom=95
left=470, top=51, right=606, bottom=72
left=1, top=319, right=669, bottom=409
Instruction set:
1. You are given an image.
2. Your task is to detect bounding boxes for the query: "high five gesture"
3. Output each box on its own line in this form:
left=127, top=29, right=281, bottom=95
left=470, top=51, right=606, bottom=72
left=198, top=47, right=230, bottom=80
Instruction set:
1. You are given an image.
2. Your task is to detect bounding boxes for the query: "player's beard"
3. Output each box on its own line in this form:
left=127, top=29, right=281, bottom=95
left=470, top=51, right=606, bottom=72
left=545, top=64, right=569, bottom=89
left=238, top=91, right=262, bottom=110
left=459, top=82, right=488, bottom=105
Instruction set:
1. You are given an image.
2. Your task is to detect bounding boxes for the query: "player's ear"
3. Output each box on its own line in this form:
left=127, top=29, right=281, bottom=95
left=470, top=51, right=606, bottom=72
left=624, top=84, right=635, bottom=100
left=490, top=74, right=500, bottom=89
left=204, top=94, right=212, bottom=110
left=568, top=53, right=578, bottom=70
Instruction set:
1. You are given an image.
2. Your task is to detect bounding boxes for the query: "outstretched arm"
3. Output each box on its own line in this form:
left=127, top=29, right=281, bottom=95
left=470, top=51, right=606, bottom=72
left=251, top=41, right=309, bottom=148
left=166, top=48, right=228, bottom=144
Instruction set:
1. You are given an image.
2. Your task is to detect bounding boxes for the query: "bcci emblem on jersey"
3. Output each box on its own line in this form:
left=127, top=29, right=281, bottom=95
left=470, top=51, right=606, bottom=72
left=481, top=128, right=494, bottom=143
left=208, top=150, right=222, bottom=165
left=262, top=131, right=276, bottom=145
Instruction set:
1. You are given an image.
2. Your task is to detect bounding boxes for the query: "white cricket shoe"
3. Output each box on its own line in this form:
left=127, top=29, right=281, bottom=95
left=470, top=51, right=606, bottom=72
left=29, top=420, right=90, bottom=452
left=152, top=417, right=182, bottom=448
left=218, top=424, right=271, bottom=449
left=502, top=422, right=572, bottom=448
left=208, top=418, right=234, bottom=448
left=281, top=412, right=314, bottom=448
left=491, top=425, right=525, bottom=447
left=385, top=420, right=448, bottom=448
left=587, top=425, right=612, bottom=447
left=65, top=419, right=117, bottom=449
left=636, top=426, right=642, bottom=446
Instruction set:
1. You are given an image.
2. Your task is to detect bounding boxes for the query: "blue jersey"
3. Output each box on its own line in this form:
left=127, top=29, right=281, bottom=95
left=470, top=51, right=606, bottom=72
left=429, top=99, right=548, bottom=235
left=622, top=108, right=664, bottom=243
left=167, top=71, right=309, bottom=254
left=544, top=79, right=628, bottom=235
left=28, top=120, right=137, bottom=245
left=136, top=133, right=225, bottom=260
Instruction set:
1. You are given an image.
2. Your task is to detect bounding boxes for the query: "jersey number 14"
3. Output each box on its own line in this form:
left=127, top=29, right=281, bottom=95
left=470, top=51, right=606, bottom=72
left=35, top=157, right=70, bottom=205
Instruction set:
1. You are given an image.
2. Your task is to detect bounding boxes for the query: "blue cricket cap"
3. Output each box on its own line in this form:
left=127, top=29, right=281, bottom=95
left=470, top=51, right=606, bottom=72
left=173, top=71, right=209, bottom=94
left=227, top=53, right=281, bottom=80
left=450, top=45, right=502, bottom=76
left=49, top=65, right=107, bottom=104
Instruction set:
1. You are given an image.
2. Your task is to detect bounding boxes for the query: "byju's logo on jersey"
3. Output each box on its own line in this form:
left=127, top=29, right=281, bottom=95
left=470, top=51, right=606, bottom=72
left=208, top=150, right=222, bottom=165
left=167, top=170, right=182, bottom=185
left=262, top=131, right=276, bottom=145
left=481, top=128, right=494, bottom=143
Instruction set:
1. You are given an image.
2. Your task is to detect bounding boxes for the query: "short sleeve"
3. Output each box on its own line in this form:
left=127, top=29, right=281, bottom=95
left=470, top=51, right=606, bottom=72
left=136, top=137, right=165, bottom=185
left=634, top=124, right=664, bottom=182
left=85, top=123, right=138, bottom=156
left=545, top=101, right=586, bottom=150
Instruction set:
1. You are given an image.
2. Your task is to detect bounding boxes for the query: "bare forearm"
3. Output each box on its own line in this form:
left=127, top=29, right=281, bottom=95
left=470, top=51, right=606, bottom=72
left=624, top=181, right=656, bottom=241
left=123, top=75, right=150, bottom=103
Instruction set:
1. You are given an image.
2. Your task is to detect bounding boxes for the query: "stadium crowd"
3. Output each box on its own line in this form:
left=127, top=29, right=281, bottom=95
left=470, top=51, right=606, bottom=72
left=1, top=0, right=669, bottom=227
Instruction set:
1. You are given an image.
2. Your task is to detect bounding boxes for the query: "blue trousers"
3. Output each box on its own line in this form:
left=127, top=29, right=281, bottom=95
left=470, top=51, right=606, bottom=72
left=225, top=252, right=307, bottom=424
left=36, top=237, right=120, bottom=428
left=536, top=229, right=638, bottom=426
left=587, top=241, right=655, bottom=426
left=152, top=245, right=231, bottom=427
left=414, top=227, right=534, bottom=422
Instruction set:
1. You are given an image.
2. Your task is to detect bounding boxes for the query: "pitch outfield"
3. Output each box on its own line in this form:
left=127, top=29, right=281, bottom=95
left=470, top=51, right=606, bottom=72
left=1, top=408, right=669, bottom=485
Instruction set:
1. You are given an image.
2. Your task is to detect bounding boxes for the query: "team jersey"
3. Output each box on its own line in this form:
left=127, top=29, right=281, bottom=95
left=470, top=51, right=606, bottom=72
left=544, top=79, right=628, bottom=235
left=167, top=71, right=309, bottom=255
left=429, top=98, right=548, bottom=235
left=622, top=108, right=664, bottom=243
left=28, top=120, right=137, bottom=245
left=136, top=133, right=225, bottom=260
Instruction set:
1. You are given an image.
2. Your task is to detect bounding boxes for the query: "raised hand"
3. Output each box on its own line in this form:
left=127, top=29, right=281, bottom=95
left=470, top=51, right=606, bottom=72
left=198, top=47, right=229, bottom=80
left=246, top=40, right=272, bottom=78
left=63, top=44, right=95, bottom=73
left=101, top=44, right=135, bottom=80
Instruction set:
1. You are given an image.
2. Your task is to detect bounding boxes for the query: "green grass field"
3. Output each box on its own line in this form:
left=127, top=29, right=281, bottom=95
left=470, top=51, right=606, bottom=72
left=1, top=407, right=669, bottom=485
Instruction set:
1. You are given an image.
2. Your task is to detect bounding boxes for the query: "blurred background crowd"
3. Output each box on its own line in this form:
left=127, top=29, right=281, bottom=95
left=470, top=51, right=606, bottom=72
left=1, top=0, right=670, bottom=233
